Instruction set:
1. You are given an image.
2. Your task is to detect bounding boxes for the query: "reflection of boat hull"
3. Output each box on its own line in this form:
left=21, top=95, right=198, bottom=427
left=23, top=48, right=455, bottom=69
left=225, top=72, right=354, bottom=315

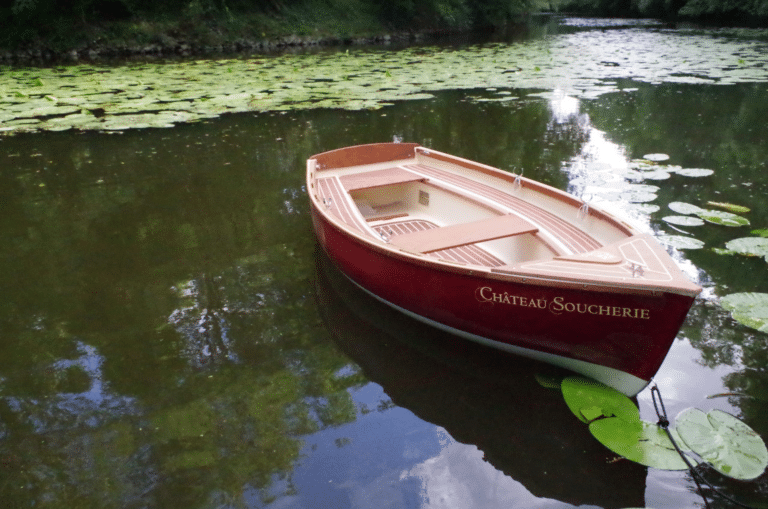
left=315, top=250, right=647, bottom=509
left=307, top=143, right=701, bottom=396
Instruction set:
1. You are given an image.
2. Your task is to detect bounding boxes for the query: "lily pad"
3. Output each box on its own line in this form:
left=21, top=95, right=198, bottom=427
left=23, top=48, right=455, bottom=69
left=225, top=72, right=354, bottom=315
left=723, top=237, right=768, bottom=261
left=696, top=209, right=750, bottom=227
left=535, top=372, right=564, bottom=389
left=668, top=201, right=706, bottom=215
left=675, top=408, right=768, bottom=480
left=642, top=153, right=670, bottom=162
left=662, top=215, right=705, bottom=227
left=561, top=376, right=639, bottom=424
left=639, top=170, right=672, bottom=180
left=750, top=228, right=768, bottom=238
left=656, top=235, right=705, bottom=250
left=721, top=292, right=768, bottom=333
left=673, top=168, right=714, bottom=177
left=589, top=417, right=692, bottom=470
left=707, top=202, right=750, bottom=214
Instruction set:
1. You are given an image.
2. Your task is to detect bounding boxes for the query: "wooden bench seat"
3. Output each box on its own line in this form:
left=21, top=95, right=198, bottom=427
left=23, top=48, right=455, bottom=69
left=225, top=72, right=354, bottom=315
left=390, top=214, right=538, bottom=254
left=402, top=163, right=602, bottom=254
left=374, top=219, right=505, bottom=267
left=339, top=167, right=425, bottom=191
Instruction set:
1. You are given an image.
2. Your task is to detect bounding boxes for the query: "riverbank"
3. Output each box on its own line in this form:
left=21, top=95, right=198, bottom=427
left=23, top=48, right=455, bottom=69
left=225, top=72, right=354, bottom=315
left=0, top=0, right=533, bottom=65
left=0, top=27, right=453, bottom=65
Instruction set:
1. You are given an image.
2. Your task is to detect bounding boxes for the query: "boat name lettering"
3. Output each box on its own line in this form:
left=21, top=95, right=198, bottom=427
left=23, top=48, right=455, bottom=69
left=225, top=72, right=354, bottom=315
left=476, top=287, right=547, bottom=309
left=476, top=288, right=650, bottom=319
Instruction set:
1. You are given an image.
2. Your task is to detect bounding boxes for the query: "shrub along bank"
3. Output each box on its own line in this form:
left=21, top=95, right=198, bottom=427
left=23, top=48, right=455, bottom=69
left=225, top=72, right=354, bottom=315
left=0, top=0, right=534, bottom=61
left=559, top=0, right=768, bottom=25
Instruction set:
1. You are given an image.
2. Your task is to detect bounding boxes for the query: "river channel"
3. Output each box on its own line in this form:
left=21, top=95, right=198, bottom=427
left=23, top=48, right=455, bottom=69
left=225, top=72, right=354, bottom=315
left=1, top=16, right=768, bottom=509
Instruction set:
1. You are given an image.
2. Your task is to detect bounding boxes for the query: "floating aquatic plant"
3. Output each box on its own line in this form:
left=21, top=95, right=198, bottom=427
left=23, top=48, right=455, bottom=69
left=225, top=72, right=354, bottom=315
left=641, top=153, right=670, bottom=162
left=656, top=235, right=705, bottom=250
left=559, top=376, right=768, bottom=478
left=697, top=209, right=750, bottom=227
left=668, top=202, right=749, bottom=227
left=707, top=202, right=751, bottom=214
left=589, top=417, right=692, bottom=470
left=2, top=26, right=768, bottom=134
left=672, top=168, right=714, bottom=177
left=675, top=408, right=768, bottom=480
left=716, top=237, right=768, bottom=262
left=721, top=292, right=768, bottom=333
left=668, top=201, right=706, bottom=215
left=662, top=215, right=705, bottom=227
left=561, top=376, right=639, bottom=424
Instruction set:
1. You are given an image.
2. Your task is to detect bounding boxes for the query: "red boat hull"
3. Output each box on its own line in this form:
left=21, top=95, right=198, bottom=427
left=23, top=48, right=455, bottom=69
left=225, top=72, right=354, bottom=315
left=311, top=205, right=694, bottom=395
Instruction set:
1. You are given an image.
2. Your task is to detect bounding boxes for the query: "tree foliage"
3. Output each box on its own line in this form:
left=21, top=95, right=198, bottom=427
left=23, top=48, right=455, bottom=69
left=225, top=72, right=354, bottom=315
left=1, top=0, right=531, bottom=32
left=0, top=0, right=539, bottom=49
left=560, top=0, right=768, bottom=24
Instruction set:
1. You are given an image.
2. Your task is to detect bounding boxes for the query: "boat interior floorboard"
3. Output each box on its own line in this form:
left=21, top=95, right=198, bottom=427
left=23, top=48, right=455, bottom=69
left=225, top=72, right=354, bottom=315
left=374, top=219, right=505, bottom=267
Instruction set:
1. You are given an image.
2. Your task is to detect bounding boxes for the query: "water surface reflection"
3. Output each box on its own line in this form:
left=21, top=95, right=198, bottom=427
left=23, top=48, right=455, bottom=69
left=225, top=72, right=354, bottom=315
left=0, top=78, right=767, bottom=507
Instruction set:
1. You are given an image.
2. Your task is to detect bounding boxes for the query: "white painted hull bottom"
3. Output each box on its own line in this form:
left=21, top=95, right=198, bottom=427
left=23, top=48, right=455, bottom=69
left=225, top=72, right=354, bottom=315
left=346, top=274, right=650, bottom=397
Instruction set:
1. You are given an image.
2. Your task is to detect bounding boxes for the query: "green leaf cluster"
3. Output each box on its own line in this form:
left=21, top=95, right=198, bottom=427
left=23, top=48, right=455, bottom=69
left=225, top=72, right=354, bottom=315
left=560, top=377, right=768, bottom=479
left=558, top=0, right=768, bottom=25
left=1, top=0, right=533, bottom=50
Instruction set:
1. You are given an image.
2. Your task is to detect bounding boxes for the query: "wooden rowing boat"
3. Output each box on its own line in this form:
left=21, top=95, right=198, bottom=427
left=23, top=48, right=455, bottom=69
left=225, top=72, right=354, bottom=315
left=307, top=143, right=701, bottom=396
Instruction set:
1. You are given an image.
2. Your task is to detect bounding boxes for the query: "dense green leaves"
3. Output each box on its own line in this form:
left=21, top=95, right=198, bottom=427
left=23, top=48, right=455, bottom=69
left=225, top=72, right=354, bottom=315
left=560, top=0, right=768, bottom=24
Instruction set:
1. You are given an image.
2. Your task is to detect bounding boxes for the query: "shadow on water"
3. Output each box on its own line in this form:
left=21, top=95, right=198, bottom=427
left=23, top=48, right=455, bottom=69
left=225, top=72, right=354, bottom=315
left=315, top=248, right=648, bottom=508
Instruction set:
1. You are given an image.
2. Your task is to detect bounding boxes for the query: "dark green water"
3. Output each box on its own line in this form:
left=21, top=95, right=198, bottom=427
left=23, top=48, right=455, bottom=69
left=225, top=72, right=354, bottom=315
left=1, top=28, right=768, bottom=509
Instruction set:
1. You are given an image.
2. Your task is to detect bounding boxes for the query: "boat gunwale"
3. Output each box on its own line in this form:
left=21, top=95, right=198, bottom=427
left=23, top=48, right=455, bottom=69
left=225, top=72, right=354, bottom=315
left=413, top=146, right=636, bottom=238
left=307, top=144, right=702, bottom=298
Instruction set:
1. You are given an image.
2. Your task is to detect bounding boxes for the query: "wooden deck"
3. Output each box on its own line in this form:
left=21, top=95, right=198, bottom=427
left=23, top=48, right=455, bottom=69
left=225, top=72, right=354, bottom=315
left=402, top=163, right=602, bottom=254
left=373, top=220, right=505, bottom=267
left=314, top=160, right=604, bottom=265
left=339, top=167, right=425, bottom=191
left=388, top=214, right=538, bottom=254
left=316, top=177, right=369, bottom=233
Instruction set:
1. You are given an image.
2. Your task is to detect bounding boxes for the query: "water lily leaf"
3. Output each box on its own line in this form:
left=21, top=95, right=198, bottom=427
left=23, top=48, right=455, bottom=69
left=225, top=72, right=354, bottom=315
left=750, top=228, right=768, bottom=238
left=639, top=170, right=671, bottom=180
left=675, top=408, right=768, bottom=480
left=656, top=235, right=705, bottom=250
left=696, top=210, right=750, bottom=227
left=707, top=202, right=750, bottom=214
left=723, top=237, right=768, bottom=259
left=535, top=372, right=564, bottom=389
left=642, top=153, right=670, bottom=162
left=662, top=215, right=705, bottom=227
left=561, top=376, right=639, bottom=424
left=668, top=201, right=706, bottom=215
left=721, top=292, right=768, bottom=333
left=627, top=203, right=660, bottom=215
left=621, top=191, right=657, bottom=203
left=674, top=168, right=714, bottom=177
left=589, top=418, right=692, bottom=470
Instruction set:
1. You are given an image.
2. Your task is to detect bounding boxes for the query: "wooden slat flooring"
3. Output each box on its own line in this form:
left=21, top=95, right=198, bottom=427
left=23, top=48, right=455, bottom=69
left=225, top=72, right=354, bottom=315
left=388, top=214, right=538, bottom=254
left=374, top=220, right=505, bottom=267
